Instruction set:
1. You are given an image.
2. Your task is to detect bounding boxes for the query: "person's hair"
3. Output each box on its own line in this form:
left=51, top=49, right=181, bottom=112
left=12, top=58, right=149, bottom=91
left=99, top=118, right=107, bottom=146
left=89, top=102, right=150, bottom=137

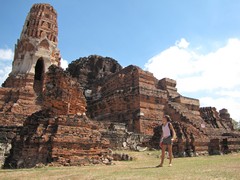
left=164, top=115, right=172, bottom=122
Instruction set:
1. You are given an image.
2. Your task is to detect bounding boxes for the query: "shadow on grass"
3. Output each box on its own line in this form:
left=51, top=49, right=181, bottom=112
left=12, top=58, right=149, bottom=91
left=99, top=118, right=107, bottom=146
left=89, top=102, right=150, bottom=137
left=132, top=166, right=159, bottom=169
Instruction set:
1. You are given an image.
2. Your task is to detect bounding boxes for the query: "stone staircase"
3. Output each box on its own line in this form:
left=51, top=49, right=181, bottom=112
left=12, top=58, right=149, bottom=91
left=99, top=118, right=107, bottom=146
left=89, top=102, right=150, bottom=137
left=167, top=101, right=208, bottom=137
left=166, top=101, right=240, bottom=155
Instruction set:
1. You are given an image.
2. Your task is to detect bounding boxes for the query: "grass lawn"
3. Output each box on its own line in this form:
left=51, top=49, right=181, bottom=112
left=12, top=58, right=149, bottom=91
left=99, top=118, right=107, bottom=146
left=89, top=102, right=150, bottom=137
left=0, top=151, right=239, bottom=180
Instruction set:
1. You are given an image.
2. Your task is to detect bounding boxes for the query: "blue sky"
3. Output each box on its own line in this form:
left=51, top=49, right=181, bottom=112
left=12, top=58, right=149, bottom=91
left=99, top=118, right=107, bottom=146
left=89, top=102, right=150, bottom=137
left=0, top=0, right=240, bottom=122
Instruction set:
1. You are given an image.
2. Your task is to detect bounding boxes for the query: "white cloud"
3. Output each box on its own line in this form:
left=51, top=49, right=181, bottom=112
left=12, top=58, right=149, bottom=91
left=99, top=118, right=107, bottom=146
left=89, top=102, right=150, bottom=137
left=0, top=48, right=14, bottom=60
left=175, top=38, right=190, bottom=49
left=0, top=65, right=11, bottom=86
left=61, top=58, right=68, bottom=70
left=144, top=38, right=240, bottom=121
left=216, top=89, right=240, bottom=98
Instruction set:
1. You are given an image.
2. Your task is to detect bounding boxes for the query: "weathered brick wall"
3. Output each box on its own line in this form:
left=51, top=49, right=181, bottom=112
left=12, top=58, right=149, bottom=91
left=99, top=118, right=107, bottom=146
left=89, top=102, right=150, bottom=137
left=0, top=64, right=89, bottom=168
left=0, top=126, right=22, bottom=168
left=174, top=96, right=200, bottom=111
left=4, top=110, right=111, bottom=168
left=158, top=78, right=180, bottom=98
left=219, top=108, right=234, bottom=130
left=0, top=113, right=27, bottom=127
left=86, top=65, right=168, bottom=135
left=0, top=88, right=13, bottom=112
left=87, top=66, right=141, bottom=131
left=225, top=138, right=240, bottom=152
left=200, top=107, right=233, bottom=134
left=166, top=102, right=207, bottom=137
left=101, top=122, right=152, bottom=150
left=87, top=65, right=169, bottom=135
left=51, top=115, right=111, bottom=166
left=2, top=74, right=35, bottom=89
left=43, top=65, right=86, bottom=115
left=138, top=69, right=168, bottom=135
left=66, top=55, right=122, bottom=90
left=163, top=101, right=210, bottom=155
left=0, top=73, right=43, bottom=116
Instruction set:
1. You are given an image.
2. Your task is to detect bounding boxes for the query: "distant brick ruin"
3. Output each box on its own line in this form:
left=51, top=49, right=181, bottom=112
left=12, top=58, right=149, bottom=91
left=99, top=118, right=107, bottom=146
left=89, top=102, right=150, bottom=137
left=0, top=3, right=240, bottom=168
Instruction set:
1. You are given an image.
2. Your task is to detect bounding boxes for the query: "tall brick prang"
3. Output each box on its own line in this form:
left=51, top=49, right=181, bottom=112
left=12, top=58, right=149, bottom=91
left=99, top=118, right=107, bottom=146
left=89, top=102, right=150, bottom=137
left=0, top=4, right=61, bottom=116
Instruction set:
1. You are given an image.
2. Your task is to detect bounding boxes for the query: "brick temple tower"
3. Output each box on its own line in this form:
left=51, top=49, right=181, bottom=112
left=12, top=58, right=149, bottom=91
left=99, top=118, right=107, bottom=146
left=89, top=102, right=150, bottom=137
left=3, top=3, right=60, bottom=94
left=0, top=3, right=61, bottom=115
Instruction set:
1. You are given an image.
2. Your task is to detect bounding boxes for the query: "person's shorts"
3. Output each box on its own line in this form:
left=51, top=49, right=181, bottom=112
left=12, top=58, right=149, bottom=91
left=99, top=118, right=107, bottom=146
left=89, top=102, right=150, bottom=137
left=162, top=136, right=172, bottom=145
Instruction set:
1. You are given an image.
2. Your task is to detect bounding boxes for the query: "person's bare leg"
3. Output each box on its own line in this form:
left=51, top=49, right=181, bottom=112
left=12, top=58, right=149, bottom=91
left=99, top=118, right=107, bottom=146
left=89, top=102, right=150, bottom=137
left=160, top=145, right=166, bottom=166
left=168, top=144, right=173, bottom=166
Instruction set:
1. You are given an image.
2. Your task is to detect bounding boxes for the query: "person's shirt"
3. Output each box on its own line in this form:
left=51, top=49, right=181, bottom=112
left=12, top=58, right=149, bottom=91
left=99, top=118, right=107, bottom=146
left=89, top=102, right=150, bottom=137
left=162, top=122, right=171, bottom=138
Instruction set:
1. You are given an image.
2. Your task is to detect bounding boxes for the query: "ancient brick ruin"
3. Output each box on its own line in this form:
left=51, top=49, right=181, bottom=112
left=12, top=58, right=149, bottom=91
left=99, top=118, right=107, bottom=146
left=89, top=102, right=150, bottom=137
left=1, top=3, right=60, bottom=117
left=0, top=3, right=240, bottom=168
left=67, top=58, right=240, bottom=157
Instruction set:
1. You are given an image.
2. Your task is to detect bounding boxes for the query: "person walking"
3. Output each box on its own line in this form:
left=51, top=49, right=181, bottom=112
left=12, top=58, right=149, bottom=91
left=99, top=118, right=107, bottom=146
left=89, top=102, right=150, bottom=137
left=156, top=115, right=176, bottom=167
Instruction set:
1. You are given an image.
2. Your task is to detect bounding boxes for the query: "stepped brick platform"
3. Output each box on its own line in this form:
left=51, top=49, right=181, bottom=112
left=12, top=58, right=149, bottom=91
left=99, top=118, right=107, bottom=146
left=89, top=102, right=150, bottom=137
left=69, top=62, right=168, bottom=135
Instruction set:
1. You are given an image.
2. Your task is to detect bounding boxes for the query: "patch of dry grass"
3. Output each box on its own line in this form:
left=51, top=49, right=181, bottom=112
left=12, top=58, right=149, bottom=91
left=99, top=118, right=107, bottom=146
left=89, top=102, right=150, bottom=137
left=0, top=151, right=239, bottom=180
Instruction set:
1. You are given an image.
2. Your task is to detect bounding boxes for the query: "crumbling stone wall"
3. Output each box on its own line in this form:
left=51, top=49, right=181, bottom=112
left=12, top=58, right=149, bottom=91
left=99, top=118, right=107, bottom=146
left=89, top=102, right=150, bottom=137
left=219, top=108, right=234, bottom=130
left=43, top=65, right=86, bottom=115
left=0, top=126, right=22, bottom=168
left=101, top=122, right=152, bottom=150
left=158, top=78, right=180, bottom=99
left=83, top=65, right=141, bottom=130
left=67, top=57, right=240, bottom=155
left=66, top=55, right=122, bottom=90
left=137, top=69, right=168, bottom=135
left=3, top=110, right=111, bottom=168
left=69, top=61, right=168, bottom=135
left=84, top=65, right=167, bottom=135
left=0, top=63, right=112, bottom=168
left=200, top=107, right=233, bottom=135
left=0, top=75, right=42, bottom=116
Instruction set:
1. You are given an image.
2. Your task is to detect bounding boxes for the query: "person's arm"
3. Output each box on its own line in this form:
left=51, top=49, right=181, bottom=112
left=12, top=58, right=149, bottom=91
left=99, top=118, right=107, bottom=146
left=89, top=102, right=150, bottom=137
left=159, top=133, right=163, bottom=148
left=160, top=133, right=163, bottom=142
left=169, top=123, right=176, bottom=140
left=160, top=125, right=163, bottom=142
